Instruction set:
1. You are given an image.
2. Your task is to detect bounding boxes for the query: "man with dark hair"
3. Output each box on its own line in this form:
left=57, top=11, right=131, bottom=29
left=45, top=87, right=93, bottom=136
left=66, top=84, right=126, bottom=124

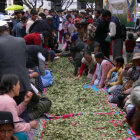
left=12, top=10, right=23, bottom=36
left=94, top=10, right=110, bottom=58
left=14, top=16, right=27, bottom=37
left=26, top=9, right=38, bottom=34
left=39, top=12, right=46, bottom=20
left=43, top=9, right=48, bottom=16
left=49, top=9, right=60, bottom=40
left=93, top=9, right=101, bottom=27
left=107, top=10, right=124, bottom=59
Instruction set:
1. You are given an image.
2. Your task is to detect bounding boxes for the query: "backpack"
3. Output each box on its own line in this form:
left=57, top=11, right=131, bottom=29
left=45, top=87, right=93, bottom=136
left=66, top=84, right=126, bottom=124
left=111, top=16, right=126, bottom=41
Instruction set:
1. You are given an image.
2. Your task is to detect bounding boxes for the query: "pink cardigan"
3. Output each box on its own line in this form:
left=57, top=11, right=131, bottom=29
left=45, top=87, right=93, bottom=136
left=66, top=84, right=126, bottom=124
left=0, top=94, right=31, bottom=132
left=92, top=60, right=113, bottom=88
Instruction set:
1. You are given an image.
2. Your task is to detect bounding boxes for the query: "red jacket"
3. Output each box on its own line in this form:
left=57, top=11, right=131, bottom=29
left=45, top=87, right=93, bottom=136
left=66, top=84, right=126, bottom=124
left=24, top=32, right=50, bottom=50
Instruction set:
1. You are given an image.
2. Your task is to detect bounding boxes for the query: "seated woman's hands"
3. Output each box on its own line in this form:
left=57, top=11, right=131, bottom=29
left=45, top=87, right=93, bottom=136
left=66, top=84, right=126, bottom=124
left=23, top=91, right=33, bottom=106
left=96, top=86, right=102, bottom=89
left=124, top=63, right=132, bottom=71
left=75, top=75, right=81, bottom=80
left=104, top=79, right=108, bottom=85
left=105, top=83, right=110, bottom=87
left=30, top=120, right=37, bottom=129
left=88, top=81, right=94, bottom=86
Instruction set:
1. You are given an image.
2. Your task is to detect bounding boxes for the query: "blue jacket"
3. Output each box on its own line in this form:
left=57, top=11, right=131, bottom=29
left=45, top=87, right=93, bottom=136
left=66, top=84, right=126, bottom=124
left=52, top=14, right=60, bottom=31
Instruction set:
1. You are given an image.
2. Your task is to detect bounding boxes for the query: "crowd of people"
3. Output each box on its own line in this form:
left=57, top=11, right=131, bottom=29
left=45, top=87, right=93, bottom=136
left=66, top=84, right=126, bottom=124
left=0, top=7, right=140, bottom=140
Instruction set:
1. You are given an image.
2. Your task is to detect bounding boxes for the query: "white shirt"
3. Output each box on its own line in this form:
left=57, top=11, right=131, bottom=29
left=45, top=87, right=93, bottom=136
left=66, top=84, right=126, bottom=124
left=109, top=22, right=116, bottom=37
left=26, top=19, right=34, bottom=34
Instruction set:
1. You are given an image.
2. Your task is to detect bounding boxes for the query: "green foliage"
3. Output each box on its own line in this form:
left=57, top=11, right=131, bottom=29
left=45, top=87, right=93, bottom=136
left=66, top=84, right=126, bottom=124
left=35, top=57, right=130, bottom=140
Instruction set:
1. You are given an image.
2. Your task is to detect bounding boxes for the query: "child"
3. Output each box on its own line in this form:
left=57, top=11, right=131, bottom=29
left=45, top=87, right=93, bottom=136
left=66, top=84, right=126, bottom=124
left=125, top=33, right=136, bottom=63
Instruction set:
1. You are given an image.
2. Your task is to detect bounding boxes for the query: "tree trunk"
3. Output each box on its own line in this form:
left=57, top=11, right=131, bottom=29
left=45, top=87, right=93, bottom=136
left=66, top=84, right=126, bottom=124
left=14, top=0, right=23, bottom=5
left=0, top=0, right=6, bottom=13
left=95, top=0, right=103, bottom=10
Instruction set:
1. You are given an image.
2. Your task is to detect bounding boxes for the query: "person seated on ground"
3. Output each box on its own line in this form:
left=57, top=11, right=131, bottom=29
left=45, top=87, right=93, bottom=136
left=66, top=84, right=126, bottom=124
left=28, top=70, right=52, bottom=121
left=121, top=86, right=140, bottom=140
left=85, top=35, right=100, bottom=54
left=28, top=69, right=43, bottom=96
left=123, top=80, right=140, bottom=114
left=121, top=53, right=140, bottom=95
left=0, top=111, right=21, bottom=140
left=24, top=31, right=55, bottom=61
left=75, top=51, right=96, bottom=80
left=0, top=74, right=37, bottom=138
left=89, top=52, right=113, bottom=89
left=111, top=53, right=140, bottom=105
left=105, top=56, right=124, bottom=94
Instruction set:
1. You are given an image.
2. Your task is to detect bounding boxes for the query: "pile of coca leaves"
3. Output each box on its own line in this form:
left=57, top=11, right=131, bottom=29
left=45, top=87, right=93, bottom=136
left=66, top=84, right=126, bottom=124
left=35, top=57, right=131, bottom=140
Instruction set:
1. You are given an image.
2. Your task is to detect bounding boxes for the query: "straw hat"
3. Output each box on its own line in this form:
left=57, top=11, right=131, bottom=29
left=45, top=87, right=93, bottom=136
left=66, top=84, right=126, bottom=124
left=130, top=86, right=140, bottom=107
left=136, top=37, right=140, bottom=42
left=132, top=53, right=140, bottom=60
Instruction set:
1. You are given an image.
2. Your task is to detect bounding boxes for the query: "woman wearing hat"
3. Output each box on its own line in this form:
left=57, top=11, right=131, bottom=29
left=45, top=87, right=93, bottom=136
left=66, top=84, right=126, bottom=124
left=0, top=111, right=20, bottom=140
left=116, top=53, right=140, bottom=108
left=0, top=111, right=29, bottom=140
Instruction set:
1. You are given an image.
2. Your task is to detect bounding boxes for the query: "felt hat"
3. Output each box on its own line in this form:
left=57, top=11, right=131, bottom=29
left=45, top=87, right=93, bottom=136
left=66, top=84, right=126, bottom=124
left=0, top=111, right=21, bottom=128
left=132, top=53, right=140, bottom=60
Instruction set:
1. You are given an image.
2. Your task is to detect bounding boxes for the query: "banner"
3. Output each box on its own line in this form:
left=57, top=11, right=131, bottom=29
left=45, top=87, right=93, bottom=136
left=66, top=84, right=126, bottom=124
left=103, top=0, right=137, bottom=27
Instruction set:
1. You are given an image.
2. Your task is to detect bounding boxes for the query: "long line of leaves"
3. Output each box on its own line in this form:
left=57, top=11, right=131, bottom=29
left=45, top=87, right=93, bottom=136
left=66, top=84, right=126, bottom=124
left=38, top=58, right=130, bottom=140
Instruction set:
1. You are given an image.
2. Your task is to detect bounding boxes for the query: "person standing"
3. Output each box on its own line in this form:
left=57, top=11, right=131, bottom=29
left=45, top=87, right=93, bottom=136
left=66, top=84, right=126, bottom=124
left=107, top=10, right=124, bottom=60
left=15, top=16, right=27, bottom=37
left=94, top=10, right=110, bottom=58
left=0, top=21, right=31, bottom=121
left=49, top=9, right=60, bottom=40
left=26, top=9, right=38, bottom=34
left=12, top=10, right=23, bottom=36
left=93, top=9, right=101, bottom=27
left=43, top=9, right=48, bottom=17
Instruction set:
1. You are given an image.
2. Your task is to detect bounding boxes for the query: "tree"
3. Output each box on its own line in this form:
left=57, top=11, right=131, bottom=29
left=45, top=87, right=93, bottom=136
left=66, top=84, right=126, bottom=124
left=14, top=0, right=23, bottom=5
left=78, top=0, right=103, bottom=10
left=49, top=0, right=74, bottom=10
left=95, top=0, right=103, bottom=10
left=22, top=0, right=44, bottom=12
left=0, top=0, right=6, bottom=13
